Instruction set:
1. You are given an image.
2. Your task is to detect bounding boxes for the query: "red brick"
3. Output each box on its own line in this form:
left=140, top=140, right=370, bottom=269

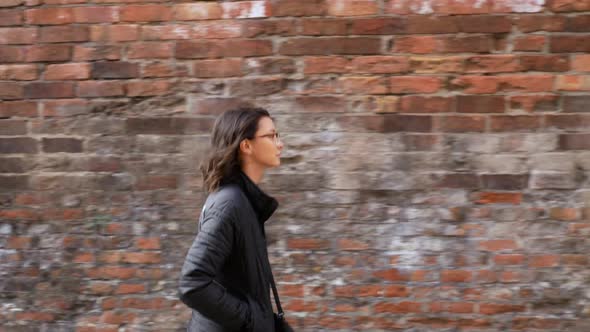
left=73, top=45, right=121, bottom=61
left=0, top=64, right=37, bottom=80
left=0, top=101, right=37, bottom=117
left=490, top=115, right=542, bottom=132
left=551, top=35, right=590, bottom=52
left=141, top=25, right=192, bottom=40
left=90, top=25, right=139, bottom=42
left=120, top=5, right=171, bottom=22
left=373, top=269, right=409, bottom=281
left=441, top=270, right=472, bottom=283
left=284, top=299, right=318, bottom=312
left=393, top=36, right=437, bottom=54
left=512, top=317, right=561, bottom=329
left=561, top=254, right=588, bottom=265
left=400, top=96, right=454, bottom=113
left=142, top=62, right=188, bottom=78
left=475, top=192, right=523, bottom=205
left=441, top=35, right=494, bottom=53
left=221, top=1, right=270, bottom=19
left=0, top=208, right=39, bottom=219
left=73, top=6, right=119, bottom=23
left=479, top=239, right=519, bottom=251
left=176, top=40, right=272, bottom=59
left=404, top=16, right=458, bottom=34
left=26, top=44, right=71, bottom=62
left=492, top=0, right=544, bottom=13
left=192, top=59, right=243, bottom=78
left=386, top=0, right=488, bottom=14
left=115, top=283, right=146, bottom=295
left=0, top=27, right=36, bottom=44
left=280, top=37, right=381, bottom=55
left=0, top=82, right=23, bottom=100
left=42, top=99, right=88, bottom=117
left=383, top=285, right=409, bottom=297
left=287, top=238, right=330, bottom=250
left=294, top=96, right=345, bottom=113
left=122, top=252, right=161, bottom=264
left=457, top=95, right=505, bottom=113
left=0, top=10, right=23, bottom=26
left=434, top=115, right=486, bottom=133
left=465, top=55, right=520, bottom=73
left=7, top=236, right=32, bottom=249
left=339, top=76, right=388, bottom=94
left=15, top=312, right=54, bottom=321
left=126, top=80, right=172, bottom=97
left=572, top=54, right=590, bottom=71
left=546, top=114, right=590, bottom=130
left=447, top=302, right=474, bottom=313
left=78, top=81, right=125, bottom=97
left=374, top=301, right=422, bottom=313
left=494, top=254, right=525, bottom=265
left=567, top=15, right=590, bottom=31
left=280, top=284, right=304, bottom=297
left=44, top=63, right=90, bottom=80
left=26, top=8, right=74, bottom=25
left=326, top=0, right=378, bottom=16
left=304, top=56, right=347, bottom=74
left=458, top=15, right=512, bottom=33
left=510, top=94, right=559, bottom=112
left=72, top=252, right=94, bottom=263
left=302, top=18, right=347, bottom=35
left=101, top=311, right=136, bottom=324
left=42, top=138, right=83, bottom=153
left=337, top=238, right=369, bottom=251
left=516, top=15, right=566, bottom=32
left=529, top=255, right=559, bottom=268
left=127, top=42, right=173, bottom=59
left=173, top=3, right=222, bottom=21
left=135, top=237, right=160, bottom=250
left=350, top=56, right=410, bottom=73
left=242, top=19, right=296, bottom=38
left=520, top=55, right=569, bottom=72
left=390, top=76, right=442, bottom=93
left=410, top=56, right=464, bottom=73
left=271, top=0, right=326, bottom=17
left=557, top=75, right=590, bottom=91
left=514, top=35, right=546, bottom=51
left=549, top=0, right=590, bottom=12
left=479, top=303, right=525, bottom=315
left=39, top=26, right=88, bottom=43
left=25, top=82, right=74, bottom=99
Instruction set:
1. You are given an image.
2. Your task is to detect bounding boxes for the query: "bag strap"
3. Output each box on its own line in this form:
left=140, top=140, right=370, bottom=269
left=268, top=263, right=284, bottom=318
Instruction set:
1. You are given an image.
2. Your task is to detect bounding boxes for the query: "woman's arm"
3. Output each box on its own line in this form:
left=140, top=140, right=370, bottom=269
left=178, top=207, right=252, bottom=330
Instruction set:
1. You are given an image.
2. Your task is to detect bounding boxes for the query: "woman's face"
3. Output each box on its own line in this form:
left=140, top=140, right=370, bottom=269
left=248, top=116, right=283, bottom=168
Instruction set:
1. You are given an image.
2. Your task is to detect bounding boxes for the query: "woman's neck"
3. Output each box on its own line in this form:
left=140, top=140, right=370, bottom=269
left=241, top=164, right=264, bottom=184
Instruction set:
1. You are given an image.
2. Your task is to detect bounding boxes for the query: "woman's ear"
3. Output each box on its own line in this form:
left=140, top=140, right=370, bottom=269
left=239, top=139, right=252, bottom=156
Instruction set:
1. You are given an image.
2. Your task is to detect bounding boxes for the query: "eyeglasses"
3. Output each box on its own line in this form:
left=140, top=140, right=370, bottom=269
left=252, top=132, right=281, bottom=145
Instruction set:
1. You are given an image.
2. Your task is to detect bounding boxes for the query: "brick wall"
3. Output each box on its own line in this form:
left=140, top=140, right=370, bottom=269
left=1, top=0, right=590, bottom=331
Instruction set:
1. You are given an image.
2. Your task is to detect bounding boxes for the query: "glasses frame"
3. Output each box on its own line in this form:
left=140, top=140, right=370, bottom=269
left=252, top=132, right=281, bottom=145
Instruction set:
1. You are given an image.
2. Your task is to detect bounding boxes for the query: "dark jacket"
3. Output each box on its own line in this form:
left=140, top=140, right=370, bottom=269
left=179, top=171, right=279, bottom=332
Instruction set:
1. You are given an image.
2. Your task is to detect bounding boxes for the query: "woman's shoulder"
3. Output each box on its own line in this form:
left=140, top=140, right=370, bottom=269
left=205, top=184, right=249, bottom=214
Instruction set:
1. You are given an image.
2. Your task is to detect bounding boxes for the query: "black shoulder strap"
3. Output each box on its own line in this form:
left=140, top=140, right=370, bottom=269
left=269, top=265, right=284, bottom=318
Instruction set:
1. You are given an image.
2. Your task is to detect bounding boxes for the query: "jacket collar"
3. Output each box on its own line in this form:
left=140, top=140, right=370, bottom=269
left=228, top=170, right=278, bottom=224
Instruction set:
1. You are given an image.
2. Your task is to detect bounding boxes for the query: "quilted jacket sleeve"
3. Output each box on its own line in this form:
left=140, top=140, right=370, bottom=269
left=178, top=206, right=252, bottom=330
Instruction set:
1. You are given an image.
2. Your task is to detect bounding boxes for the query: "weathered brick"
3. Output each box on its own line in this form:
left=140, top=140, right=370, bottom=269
left=221, top=1, right=270, bottom=19
left=280, top=37, right=381, bottom=55
left=78, top=81, right=125, bottom=97
left=556, top=75, right=590, bottom=91
left=73, top=6, right=119, bottom=23
left=24, top=82, right=74, bottom=99
left=126, top=80, right=172, bottom=97
left=228, top=77, right=284, bottom=96
left=39, top=26, right=88, bottom=43
left=465, top=55, right=520, bottom=73
left=0, top=82, right=23, bottom=100
left=26, top=44, right=71, bottom=62
left=0, top=64, right=37, bottom=81
left=90, top=25, right=139, bottom=42
left=25, top=8, right=74, bottom=25
left=302, top=18, right=347, bottom=35
left=192, top=59, right=243, bottom=78
left=244, top=58, right=295, bottom=75
left=549, top=0, right=590, bottom=12
left=42, top=99, right=88, bottom=117
left=400, top=96, right=454, bottom=113
left=0, top=120, right=26, bottom=135
left=92, top=62, right=139, bottom=79
left=120, top=5, right=172, bottom=22
left=0, top=138, right=37, bottom=154
left=514, top=35, right=546, bottom=51
left=457, top=95, right=505, bottom=113
left=44, top=63, right=90, bottom=80
left=42, top=138, right=83, bottom=153
left=0, top=101, right=36, bottom=118
left=434, top=115, right=486, bottom=133
left=0, top=157, right=26, bottom=173
left=0, top=9, right=23, bottom=26
left=340, top=76, right=388, bottom=95
left=551, top=35, right=590, bottom=52
left=510, top=95, right=559, bottom=113
left=271, top=0, right=326, bottom=17
left=572, top=54, right=590, bottom=71
left=559, top=134, right=590, bottom=150
left=73, top=45, right=121, bottom=61
left=242, top=19, right=296, bottom=38
left=127, top=42, right=173, bottom=59
left=326, top=0, right=378, bottom=16
left=0, top=27, right=36, bottom=44
left=126, top=117, right=213, bottom=135
left=176, top=40, right=272, bottom=59
left=172, top=3, right=222, bottom=21
left=390, top=76, right=442, bottom=94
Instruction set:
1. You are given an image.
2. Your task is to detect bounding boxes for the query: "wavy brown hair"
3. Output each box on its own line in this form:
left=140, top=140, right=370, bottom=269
left=201, top=107, right=271, bottom=193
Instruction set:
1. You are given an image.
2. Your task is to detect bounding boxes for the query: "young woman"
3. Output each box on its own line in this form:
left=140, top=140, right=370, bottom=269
left=179, top=108, right=288, bottom=331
